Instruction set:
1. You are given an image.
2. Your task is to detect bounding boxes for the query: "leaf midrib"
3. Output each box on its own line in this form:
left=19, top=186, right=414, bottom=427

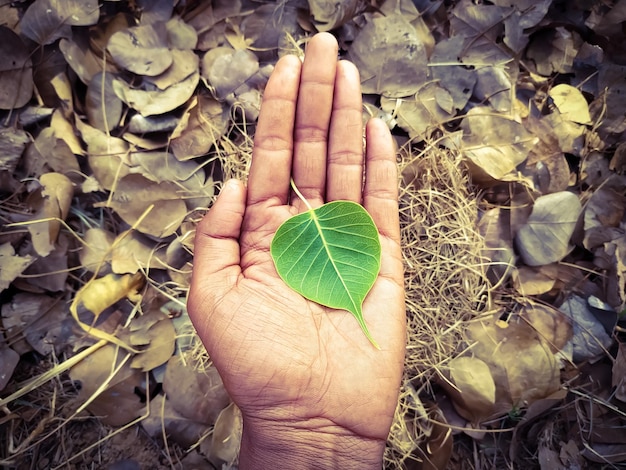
left=309, top=209, right=361, bottom=315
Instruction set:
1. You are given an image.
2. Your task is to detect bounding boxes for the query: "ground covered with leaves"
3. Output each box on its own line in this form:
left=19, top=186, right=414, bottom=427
left=1, top=0, right=626, bottom=468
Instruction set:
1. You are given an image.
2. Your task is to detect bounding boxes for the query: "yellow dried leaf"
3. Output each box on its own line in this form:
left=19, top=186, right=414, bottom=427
left=50, top=109, right=84, bottom=155
left=445, top=356, right=496, bottom=423
left=74, top=272, right=144, bottom=318
left=27, top=173, right=74, bottom=257
left=0, top=243, right=34, bottom=292
left=549, top=83, right=591, bottom=125
left=79, top=228, right=115, bottom=274
left=70, top=272, right=144, bottom=352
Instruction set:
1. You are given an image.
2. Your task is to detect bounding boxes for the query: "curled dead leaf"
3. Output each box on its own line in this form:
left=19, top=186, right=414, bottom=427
left=73, top=272, right=144, bottom=320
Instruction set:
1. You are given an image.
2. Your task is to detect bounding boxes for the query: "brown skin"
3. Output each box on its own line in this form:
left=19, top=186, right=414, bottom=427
left=188, top=33, right=406, bottom=469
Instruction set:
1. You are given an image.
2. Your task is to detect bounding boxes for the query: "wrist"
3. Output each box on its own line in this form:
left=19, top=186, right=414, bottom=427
left=239, top=415, right=385, bottom=469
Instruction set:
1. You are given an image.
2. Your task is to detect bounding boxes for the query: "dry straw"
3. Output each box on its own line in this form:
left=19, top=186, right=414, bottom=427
left=384, top=138, right=492, bottom=468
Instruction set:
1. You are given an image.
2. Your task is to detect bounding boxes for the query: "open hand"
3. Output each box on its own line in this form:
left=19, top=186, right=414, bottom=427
left=188, top=32, right=405, bottom=468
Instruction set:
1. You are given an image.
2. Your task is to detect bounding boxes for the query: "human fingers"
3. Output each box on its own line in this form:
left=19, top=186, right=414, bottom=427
left=326, top=60, right=364, bottom=203
left=362, top=119, right=403, bottom=285
left=189, top=179, right=246, bottom=298
left=292, top=32, right=339, bottom=210
left=247, top=54, right=302, bottom=207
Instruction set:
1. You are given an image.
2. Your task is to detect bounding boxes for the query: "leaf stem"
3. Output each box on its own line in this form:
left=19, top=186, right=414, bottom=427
left=290, top=178, right=313, bottom=211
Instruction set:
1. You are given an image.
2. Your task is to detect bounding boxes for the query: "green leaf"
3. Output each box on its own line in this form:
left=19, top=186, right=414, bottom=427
left=270, top=201, right=382, bottom=348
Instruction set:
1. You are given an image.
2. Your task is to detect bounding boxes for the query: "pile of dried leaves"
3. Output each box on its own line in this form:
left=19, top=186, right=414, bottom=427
left=1, top=0, right=626, bottom=468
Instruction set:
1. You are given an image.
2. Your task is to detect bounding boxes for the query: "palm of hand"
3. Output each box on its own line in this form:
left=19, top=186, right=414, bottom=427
left=198, top=199, right=404, bottom=440
left=188, top=33, right=405, bottom=447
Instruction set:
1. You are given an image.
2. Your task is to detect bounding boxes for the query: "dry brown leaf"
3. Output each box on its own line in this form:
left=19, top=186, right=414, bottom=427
left=444, top=356, right=496, bottom=423
left=170, top=94, right=229, bottom=161
left=165, top=16, right=198, bottom=49
left=113, top=70, right=199, bottom=116
left=0, top=243, right=34, bottom=293
left=612, top=341, right=626, bottom=402
left=0, top=26, right=34, bottom=109
left=349, top=8, right=428, bottom=98
left=0, top=128, right=30, bottom=172
left=83, top=131, right=131, bottom=191
left=20, top=0, right=100, bottom=45
left=204, top=402, right=242, bottom=468
left=111, top=230, right=168, bottom=274
left=107, top=22, right=173, bottom=76
left=186, top=1, right=242, bottom=51
left=146, top=49, right=199, bottom=91
left=523, top=113, right=572, bottom=193
left=50, top=110, right=84, bottom=156
left=59, top=36, right=104, bottom=84
left=477, top=208, right=515, bottom=284
left=521, top=302, right=573, bottom=354
left=589, top=64, right=626, bottom=136
left=530, top=27, right=582, bottom=76
left=1, top=292, right=74, bottom=356
left=163, top=356, right=230, bottom=425
left=22, top=232, right=69, bottom=292
left=204, top=48, right=259, bottom=99
left=380, top=83, right=452, bottom=139
left=460, top=107, right=536, bottom=183
left=0, top=347, right=20, bottom=392
left=69, top=344, right=144, bottom=426
left=583, top=187, right=626, bottom=250
left=141, top=395, right=210, bottom=447
left=97, top=174, right=188, bottom=238
left=307, top=0, right=359, bottom=31
left=86, top=72, right=123, bottom=132
left=127, top=151, right=214, bottom=209
left=464, top=314, right=561, bottom=419
left=79, top=228, right=115, bottom=274
left=27, top=173, right=74, bottom=257
left=429, top=36, right=477, bottom=112
left=24, top=127, right=80, bottom=178
left=549, top=84, right=591, bottom=125
left=124, top=310, right=175, bottom=371
left=516, top=191, right=581, bottom=266
left=513, top=265, right=558, bottom=296
left=558, top=295, right=613, bottom=361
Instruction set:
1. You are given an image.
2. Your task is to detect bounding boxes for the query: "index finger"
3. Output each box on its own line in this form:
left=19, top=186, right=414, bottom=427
left=247, top=54, right=302, bottom=207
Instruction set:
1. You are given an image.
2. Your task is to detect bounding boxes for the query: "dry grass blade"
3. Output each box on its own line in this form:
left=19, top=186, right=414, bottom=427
left=385, top=139, right=493, bottom=467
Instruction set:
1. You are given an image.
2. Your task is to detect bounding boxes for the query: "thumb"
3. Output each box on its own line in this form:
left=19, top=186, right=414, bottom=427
left=189, top=178, right=246, bottom=294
